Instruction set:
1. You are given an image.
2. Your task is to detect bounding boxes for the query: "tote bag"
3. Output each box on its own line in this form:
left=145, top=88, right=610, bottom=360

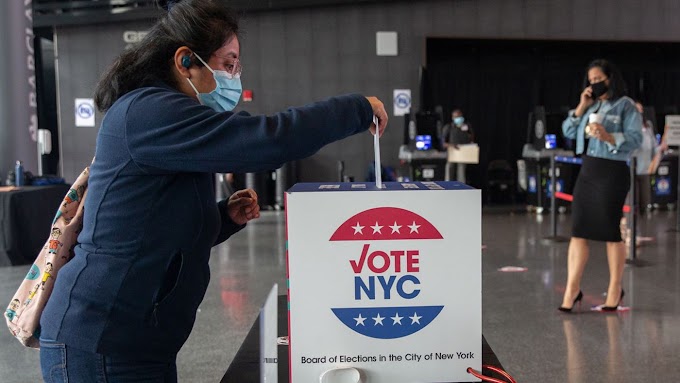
left=4, top=166, right=89, bottom=348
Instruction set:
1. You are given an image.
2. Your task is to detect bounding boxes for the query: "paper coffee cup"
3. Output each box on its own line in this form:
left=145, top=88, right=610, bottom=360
left=588, top=113, right=603, bottom=124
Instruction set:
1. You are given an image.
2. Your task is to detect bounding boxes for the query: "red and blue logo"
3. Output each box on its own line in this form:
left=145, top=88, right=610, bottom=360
left=329, top=207, right=443, bottom=339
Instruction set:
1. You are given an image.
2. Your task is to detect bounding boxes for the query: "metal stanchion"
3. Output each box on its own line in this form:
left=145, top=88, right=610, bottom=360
left=542, top=154, right=569, bottom=244
left=536, top=161, right=544, bottom=214
left=626, top=157, right=637, bottom=263
left=674, top=155, right=680, bottom=232
left=677, top=158, right=680, bottom=231
left=626, top=157, right=651, bottom=267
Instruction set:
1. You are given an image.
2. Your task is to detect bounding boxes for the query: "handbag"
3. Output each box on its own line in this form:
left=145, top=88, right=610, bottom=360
left=4, top=166, right=90, bottom=348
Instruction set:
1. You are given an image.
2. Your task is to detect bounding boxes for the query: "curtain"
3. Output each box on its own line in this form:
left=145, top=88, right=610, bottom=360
left=425, top=38, right=680, bottom=195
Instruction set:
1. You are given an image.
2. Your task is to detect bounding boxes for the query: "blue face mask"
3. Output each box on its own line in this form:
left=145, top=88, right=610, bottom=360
left=454, top=116, right=465, bottom=126
left=186, top=53, right=242, bottom=112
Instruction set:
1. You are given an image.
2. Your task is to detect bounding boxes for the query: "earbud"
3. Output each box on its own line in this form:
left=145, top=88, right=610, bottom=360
left=181, top=55, right=191, bottom=68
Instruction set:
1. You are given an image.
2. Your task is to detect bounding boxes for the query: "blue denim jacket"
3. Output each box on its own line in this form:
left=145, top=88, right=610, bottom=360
left=562, top=96, right=642, bottom=161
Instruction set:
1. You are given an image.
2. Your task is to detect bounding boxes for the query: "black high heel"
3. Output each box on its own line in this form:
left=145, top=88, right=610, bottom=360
left=601, top=289, right=625, bottom=312
left=558, top=290, right=583, bottom=313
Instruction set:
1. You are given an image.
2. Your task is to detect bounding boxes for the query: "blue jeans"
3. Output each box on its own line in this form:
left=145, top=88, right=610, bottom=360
left=40, top=339, right=177, bottom=383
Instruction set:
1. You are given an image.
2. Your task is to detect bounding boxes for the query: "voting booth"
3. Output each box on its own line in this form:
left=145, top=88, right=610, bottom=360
left=285, top=181, right=481, bottom=382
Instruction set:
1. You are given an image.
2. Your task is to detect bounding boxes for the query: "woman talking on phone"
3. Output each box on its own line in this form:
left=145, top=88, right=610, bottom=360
left=559, top=59, right=642, bottom=313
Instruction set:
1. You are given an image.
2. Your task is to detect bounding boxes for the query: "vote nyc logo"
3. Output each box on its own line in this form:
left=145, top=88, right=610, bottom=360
left=329, top=207, right=443, bottom=339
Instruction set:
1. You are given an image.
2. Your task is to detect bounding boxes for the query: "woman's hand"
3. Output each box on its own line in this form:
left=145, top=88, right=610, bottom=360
left=366, top=96, right=388, bottom=137
left=575, top=87, right=595, bottom=117
left=587, top=122, right=615, bottom=145
left=228, top=189, right=260, bottom=225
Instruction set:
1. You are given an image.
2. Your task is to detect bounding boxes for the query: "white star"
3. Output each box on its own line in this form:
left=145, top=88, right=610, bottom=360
left=370, top=222, right=383, bottom=234
left=408, top=221, right=421, bottom=234
left=354, top=313, right=366, bottom=326
left=351, top=222, right=364, bottom=235
left=409, top=312, right=422, bottom=325
left=372, top=313, right=385, bottom=326
left=389, top=221, right=402, bottom=234
left=391, top=312, right=403, bottom=325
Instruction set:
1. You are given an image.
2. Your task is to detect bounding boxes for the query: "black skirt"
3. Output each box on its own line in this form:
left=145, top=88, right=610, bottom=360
left=572, top=155, right=630, bottom=242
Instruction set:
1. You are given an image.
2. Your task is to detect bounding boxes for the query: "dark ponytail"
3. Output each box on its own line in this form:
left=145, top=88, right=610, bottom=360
left=94, top=0, right=239, bottom=111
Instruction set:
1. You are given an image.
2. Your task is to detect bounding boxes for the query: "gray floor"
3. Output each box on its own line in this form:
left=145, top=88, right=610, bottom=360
left=1, top=208, right=679, bottom=382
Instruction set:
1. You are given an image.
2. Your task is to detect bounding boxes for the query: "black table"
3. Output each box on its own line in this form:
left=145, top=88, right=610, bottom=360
left=222, top=296, right=505, bottom=383
left=0, top=184, right=70, bottom=266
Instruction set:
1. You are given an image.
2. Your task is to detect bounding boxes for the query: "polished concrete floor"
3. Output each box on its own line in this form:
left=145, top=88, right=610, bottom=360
left=1, top=207, right=679, bottom=382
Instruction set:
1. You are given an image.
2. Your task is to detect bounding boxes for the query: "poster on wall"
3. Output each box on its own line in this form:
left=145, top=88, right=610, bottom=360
left=75, top=98, right=95, bottom=128
left=665, top=115, right=680, bottom=146
left=393, top=89, right=411, bottom=117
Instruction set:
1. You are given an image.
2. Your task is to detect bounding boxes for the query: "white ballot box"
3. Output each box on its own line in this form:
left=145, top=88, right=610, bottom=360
left=285, top=181, right=481, bottom=383
left=447, top=144, right=480, bottom=164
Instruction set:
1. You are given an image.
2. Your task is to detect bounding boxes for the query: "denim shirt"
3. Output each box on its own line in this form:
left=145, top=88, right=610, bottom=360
left=562, top=96, right=642, bottom=161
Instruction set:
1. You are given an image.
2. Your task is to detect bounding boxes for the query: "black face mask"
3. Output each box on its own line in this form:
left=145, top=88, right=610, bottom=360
left=590, top=80, right=609, bottom=99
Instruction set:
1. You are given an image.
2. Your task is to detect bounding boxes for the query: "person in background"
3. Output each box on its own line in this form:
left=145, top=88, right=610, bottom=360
left=442, top=109, right=474, bottom=183
left=38, top=1, right=388, bottom=381
left=649, top=122, right=671, bottom=176
left=620, top=101, right=656, bottom=247
left=559, top=59, right=641, bottom=313
left=633, top=101, right=657, bottom=210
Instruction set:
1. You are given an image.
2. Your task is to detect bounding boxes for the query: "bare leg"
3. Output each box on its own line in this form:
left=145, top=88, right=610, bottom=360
left=562, top=237, right=589, bottom=308
left=604, top=241, right=626, bottom=306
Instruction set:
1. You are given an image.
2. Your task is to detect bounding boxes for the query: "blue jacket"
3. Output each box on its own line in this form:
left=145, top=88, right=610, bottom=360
left=562, top=96, right=642, bottom=161
left=40, top=82, right=373, bottom=360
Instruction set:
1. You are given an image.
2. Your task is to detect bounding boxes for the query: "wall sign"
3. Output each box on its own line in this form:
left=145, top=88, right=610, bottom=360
left=393, top=89, right=411, bottom=117
left=665, top=115, right=680, bottom=146
left=75, top=98, right=95, bottom=127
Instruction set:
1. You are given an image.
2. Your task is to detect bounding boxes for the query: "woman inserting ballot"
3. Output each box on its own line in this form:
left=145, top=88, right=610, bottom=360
left=37, top=1, right=388, bottom=381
